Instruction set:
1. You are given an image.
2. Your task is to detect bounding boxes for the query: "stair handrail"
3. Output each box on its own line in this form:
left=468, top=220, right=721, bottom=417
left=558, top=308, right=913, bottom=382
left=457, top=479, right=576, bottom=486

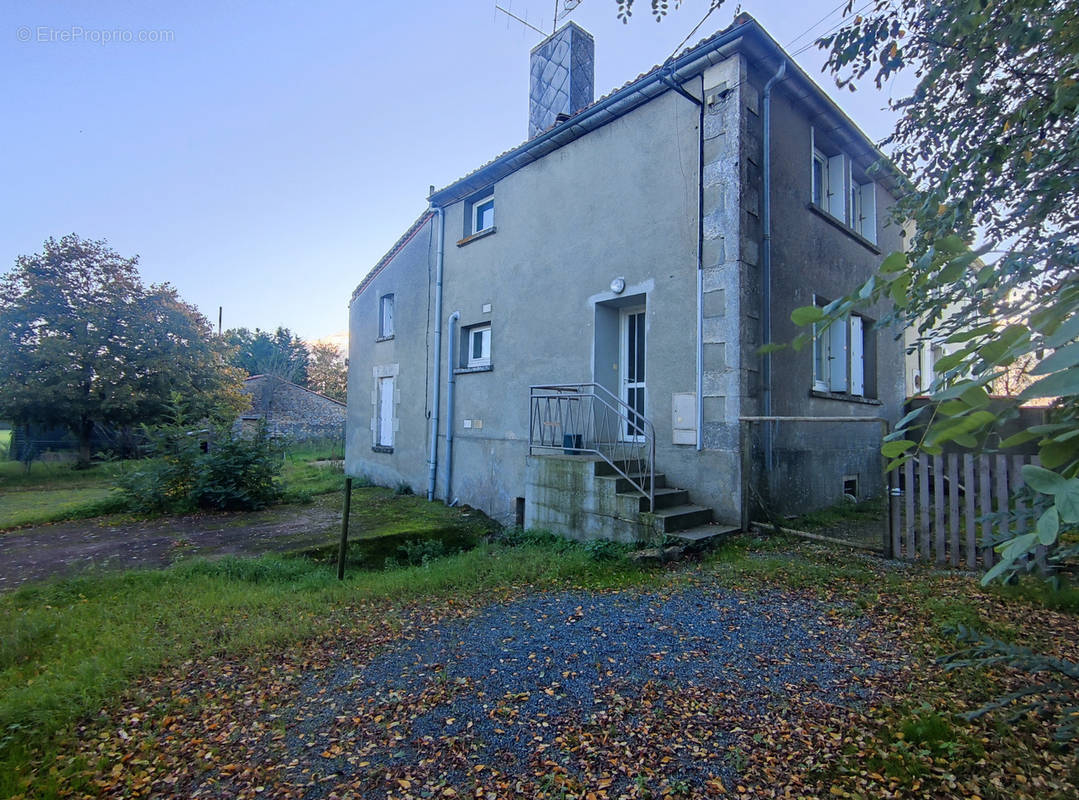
left=528, top=383, right=655, bottom=511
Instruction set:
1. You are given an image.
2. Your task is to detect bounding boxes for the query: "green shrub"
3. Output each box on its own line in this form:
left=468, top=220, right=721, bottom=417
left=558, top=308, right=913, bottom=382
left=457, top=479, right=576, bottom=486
left=119, top=400, right=281, bottom=513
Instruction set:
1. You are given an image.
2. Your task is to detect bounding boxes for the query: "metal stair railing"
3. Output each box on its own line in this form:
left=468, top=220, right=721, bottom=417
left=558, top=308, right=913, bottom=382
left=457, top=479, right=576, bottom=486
left=528, top=383, right=656, bottom=511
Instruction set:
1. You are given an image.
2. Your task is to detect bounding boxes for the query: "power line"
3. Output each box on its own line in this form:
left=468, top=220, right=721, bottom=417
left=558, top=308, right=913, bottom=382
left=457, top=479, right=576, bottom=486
left=669, top=2, right=724, bottom=61
left=784, top=0, right=849, bottom=49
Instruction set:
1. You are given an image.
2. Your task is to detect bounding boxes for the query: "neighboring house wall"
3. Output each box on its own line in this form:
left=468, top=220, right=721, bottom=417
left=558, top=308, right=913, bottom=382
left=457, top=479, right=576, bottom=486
left=347, top=216, right=436, bottom=491
left=242, top=376, right=346, bottom=441
left=347, top=19, right=905, bottom=527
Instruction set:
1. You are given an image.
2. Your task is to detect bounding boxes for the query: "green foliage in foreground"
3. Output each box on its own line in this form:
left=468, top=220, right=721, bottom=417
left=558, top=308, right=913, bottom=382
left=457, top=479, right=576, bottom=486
left=791, top=0, right=1079, bottom=579
left=118, top=402, right=281, bottom=514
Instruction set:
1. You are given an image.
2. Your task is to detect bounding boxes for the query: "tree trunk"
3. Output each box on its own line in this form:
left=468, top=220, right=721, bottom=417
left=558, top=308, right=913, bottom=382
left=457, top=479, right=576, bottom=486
left=76, top=420, right=93, bottom=469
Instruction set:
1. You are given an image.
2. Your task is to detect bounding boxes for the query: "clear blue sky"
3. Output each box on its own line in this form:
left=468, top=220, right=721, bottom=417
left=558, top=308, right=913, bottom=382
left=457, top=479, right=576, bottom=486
left=1, top=1, right=907, bottom=343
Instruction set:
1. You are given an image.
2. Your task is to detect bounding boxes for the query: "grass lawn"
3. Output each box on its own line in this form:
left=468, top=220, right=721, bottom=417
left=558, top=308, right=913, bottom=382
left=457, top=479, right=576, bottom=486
left=2, top=521, right=1078, bottom=799
left=0, top=461, right=131, bottom=530
left=0, top=487, right=121, bottom=529
left=0, top=440, right=347, bottom=531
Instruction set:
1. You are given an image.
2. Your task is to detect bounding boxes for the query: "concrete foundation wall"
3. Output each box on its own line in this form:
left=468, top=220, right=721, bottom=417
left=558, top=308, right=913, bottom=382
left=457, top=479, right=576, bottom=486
left=525, top=455, right=650, bottom=543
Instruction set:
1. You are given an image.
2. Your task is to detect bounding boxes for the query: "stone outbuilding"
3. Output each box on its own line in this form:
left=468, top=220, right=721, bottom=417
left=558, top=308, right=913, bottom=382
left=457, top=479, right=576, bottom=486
left=240, top=375, right=345, bottom=442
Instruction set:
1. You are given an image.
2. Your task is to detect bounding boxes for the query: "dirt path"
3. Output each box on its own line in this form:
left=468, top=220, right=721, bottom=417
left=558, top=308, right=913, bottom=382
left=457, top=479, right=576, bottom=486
left=0, top=495, right=341, bottom=592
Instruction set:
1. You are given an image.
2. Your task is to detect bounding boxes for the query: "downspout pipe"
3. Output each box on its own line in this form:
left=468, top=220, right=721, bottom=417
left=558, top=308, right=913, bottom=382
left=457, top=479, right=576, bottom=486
left=425, top=205, right=445, bottom=501
left=658, top=69, right=705, bottom=452
left=444, top=310, right=460, bottom=504
left=761, top=59, right=787, bottom=472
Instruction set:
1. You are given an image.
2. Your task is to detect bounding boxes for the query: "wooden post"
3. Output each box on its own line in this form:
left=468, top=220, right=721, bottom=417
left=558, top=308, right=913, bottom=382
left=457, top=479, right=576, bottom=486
left=904, top=459, right=915, bottom=559
left=979, top=455, right=993, bottom=568
left=948, top=454, right=960, bottom=567
left=919, top=456, right=931, bottom=558
left=337, top=477, right=353, bottom=581
left=740, top=422, right=752, bottom=532
left=933, top=454, right=945, bottom=563
left=964, top=455, right=977, bottom=568
left=888, top=471, right=901, bottom=559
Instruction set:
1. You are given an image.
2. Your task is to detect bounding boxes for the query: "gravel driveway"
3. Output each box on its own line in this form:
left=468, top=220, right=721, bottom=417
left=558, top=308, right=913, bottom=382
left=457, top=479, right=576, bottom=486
left=177, top=585, right=881, bottom=798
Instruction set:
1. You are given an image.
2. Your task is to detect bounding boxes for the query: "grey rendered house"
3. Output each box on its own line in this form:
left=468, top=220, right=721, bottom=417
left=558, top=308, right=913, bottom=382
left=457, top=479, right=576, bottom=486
left=347, top=14, right=905, bottom=540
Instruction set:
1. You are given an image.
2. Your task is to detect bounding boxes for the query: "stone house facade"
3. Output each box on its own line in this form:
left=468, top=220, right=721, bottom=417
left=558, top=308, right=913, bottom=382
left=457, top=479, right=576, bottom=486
left=346, top=15, right=905, bottom=538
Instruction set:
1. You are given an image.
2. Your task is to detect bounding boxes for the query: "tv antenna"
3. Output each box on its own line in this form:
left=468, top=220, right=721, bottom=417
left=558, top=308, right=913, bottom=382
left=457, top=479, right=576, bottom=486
left=495, top=0, right=583, bottom=37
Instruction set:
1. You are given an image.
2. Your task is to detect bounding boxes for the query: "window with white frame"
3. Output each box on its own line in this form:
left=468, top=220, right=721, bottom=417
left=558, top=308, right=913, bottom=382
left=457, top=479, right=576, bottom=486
left=465, top=323, right=491, bottom=368
left=378, top=293, right=394, bottom=338
left=470, top=193, right=494, bottom=235
left=810, top=128, right=877, bottom=244
left=812, top=298, right=873, bottom=397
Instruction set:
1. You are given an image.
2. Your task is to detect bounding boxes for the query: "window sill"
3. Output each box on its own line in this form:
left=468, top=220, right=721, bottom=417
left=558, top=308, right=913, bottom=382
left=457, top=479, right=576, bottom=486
left=375, top=335, right=394, bottom=343
left=807, top=203, right=881, bottom=254
left=371, top=445, right=394, bottom=454
left=454, top=364, right=493, bottom=375
left=456, top=226, right=497, bottom=247
left=810, top=389, right=882, bottom=406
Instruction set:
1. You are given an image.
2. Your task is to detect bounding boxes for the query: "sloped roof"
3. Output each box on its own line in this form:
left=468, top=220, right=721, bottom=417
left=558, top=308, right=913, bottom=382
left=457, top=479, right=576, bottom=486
left=427, top=13, right=899, bottom=208
left=350, top=210, right=434, bottom=304
left=352, top=14, right=901, bottom=303
left=244, top=374, right=346, bottom=407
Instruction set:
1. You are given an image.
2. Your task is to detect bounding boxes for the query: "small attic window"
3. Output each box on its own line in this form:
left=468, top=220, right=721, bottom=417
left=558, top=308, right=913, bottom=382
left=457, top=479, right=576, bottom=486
left=471, top=193, right=494, bottom=234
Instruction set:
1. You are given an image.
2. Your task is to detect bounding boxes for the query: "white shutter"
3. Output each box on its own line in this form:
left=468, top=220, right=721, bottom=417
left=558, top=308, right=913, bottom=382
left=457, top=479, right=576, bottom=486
left=827, top=154, right=846, bottom=221
left=849, top=316, right=864, bottom=396
left=829, top=319, right=848, bottom=392
left=378, top=377, right=394, bottom=446
left=859, top=182, right=877, bottom=243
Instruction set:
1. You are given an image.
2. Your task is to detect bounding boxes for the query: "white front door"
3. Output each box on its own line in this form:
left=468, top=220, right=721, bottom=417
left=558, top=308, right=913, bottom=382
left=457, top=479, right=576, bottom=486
left=620, top=306, right=646, bottom=441
left=378, top=376, right=394, bottom=447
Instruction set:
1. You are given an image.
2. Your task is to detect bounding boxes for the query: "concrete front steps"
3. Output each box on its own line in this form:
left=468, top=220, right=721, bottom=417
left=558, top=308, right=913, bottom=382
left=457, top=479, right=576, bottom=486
left=591, top=459, right=734, bottom=543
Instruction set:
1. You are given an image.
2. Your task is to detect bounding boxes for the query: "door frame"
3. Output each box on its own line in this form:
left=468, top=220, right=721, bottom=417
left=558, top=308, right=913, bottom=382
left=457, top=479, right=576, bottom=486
left=619, top=305, right=646, bottom=443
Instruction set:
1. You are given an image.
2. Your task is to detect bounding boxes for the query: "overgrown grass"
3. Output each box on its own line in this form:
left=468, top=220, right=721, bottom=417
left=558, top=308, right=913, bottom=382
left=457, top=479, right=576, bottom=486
left=0, top=431, right=9, bottom=461
left=0, top=442, right=347, bottom=529
left=788, top=497, right=887, bottom=531
left=0, top=461, right=136, bottom=529
left=0, top=537, right=654, bottom=794
left=0, top=488, right=128, bottom=530
left=0, top=460, right=129, bottom=492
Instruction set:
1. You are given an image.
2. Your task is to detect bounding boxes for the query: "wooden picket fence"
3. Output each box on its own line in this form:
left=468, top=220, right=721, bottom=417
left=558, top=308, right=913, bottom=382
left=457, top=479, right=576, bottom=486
left=888, top=452, right=1049, bottom=572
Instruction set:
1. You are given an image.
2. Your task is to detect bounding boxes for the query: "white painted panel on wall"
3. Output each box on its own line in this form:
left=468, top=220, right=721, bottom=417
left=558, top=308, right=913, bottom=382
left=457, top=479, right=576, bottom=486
left=379, top=375, right=397, bottom=446
left=829, top=320, right=848, bottom=393
left=849, top=316, right=865, bottom=396
left=827, top=154, right=846, bottom=222
left=672, top=392, right=696, bottom=445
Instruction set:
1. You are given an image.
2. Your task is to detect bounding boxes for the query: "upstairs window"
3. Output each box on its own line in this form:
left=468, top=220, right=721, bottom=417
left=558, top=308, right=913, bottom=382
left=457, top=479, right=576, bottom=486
left=471, top=193, right=494, bottom=235
left=378, top=293, right=394, bottom=339
left=811, top=128, right=877, bottom=245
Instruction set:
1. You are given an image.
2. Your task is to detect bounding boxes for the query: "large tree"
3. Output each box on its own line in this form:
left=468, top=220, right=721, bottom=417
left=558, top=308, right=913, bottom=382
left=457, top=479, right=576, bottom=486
left=225, top=326, right=310, bottom=385
left=0, top=235, right=247, bottom=466
left=793, top=0, right=1079, bottom=578
left=306, top=341, right=347, bottom=402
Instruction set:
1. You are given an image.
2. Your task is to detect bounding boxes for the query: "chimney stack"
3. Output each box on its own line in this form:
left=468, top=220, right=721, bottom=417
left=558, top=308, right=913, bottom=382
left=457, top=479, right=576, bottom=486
left=529, top=22, right=594, bottom=138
